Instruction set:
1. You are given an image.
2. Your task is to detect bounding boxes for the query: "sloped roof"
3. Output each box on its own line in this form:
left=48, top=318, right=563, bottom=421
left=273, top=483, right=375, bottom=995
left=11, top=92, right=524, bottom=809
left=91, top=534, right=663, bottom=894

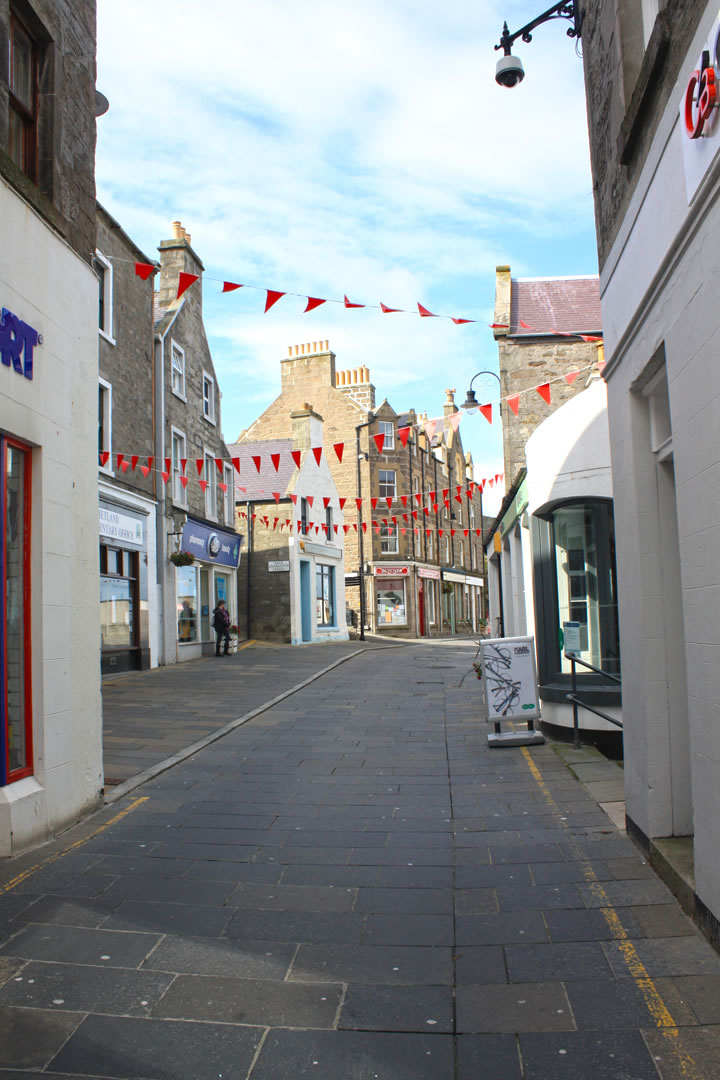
left=511, top=276, right=602, bottom=336
left=226, top=439, right=295, bottom=501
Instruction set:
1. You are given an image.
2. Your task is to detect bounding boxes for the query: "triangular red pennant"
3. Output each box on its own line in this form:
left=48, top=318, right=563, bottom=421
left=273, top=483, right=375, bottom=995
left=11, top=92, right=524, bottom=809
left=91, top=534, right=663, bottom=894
left=412, top=510, right=418, bottom=519
left=443, top=489, right=449, bottom=499
left=99, top=451, right=110, bottom=467
left=232, top=457, right=241, bottom=474
left=314, top=525, right=319, bottom=535
left=273, top=492, right=281, bottom=503
left=271, top=453, right=281, bottom=472
left=429, top=490, right=436, bottom=502
left=334, top=442, right=345, bottom=462
left=398, top=426, right=411, bottom=447
left=312, top=447, right=322, bottom=465
left=252, top=455, right=262, bottom=472
left=400, top=495, right=408, bottom=508
left=414, top=493, right=422, bottom=504
left=362, top=522, right=367, bottom=533
left=353, top=523, right=358, bottom=532
left=479, top=404, right=493, bottom=424
left=161, top=471, right=170, bottom=484
left=135, top=262, right=156, bottom=280
left=265, top=290, right=285, bottom=312
left=373, top=433, right=385, bottom=454
left=565, top=370, right=580, bottom=385
left=222, top=281, right=243, bottom=292
left=215, top=457, right=223, bottom=474
left=195, top=458, right=204, bottom=475
left=464, top=529, right=469, bottom=537
left=306, top=496, right=314, bottom=507
left=334, top=525, right=339, bottom=534
left=140, top=465, right=150, bottom=478
left=356, top=498, right=363, bottom=510
left=371, top=497, right=378, bottom=509
left=417, top=302, right=437, bottom=318
left=164, top=458, right=171, bottom=473
left=344, top=294, right=365, bottom=308
left=130, top=455, right=139, bottom=471
left=289, top=494, right=298, bottom=505
left=338, top=497, right=347, bottom=509
left=147, top=457, right=154, bottom=472
left=180, top=476, right=189, bottom=489
left=120, top=460, right=130, bottom=473
left=490, top=322, right=510, bottom=329
left=380, top=302, right=401, bottom=313
left=177, top=272, right=198, bottom=299
left=536, top=383, right=551, bottom=404
left=519, top=320, right=530, bottom=329
left=179, top=458, right=187, bottom=475
left=291, top=450, right=302, bottom=469
left=323, top=497, right=331, bottom=508
left=438, top=529, right=444, bottom=537
left=476, top=529, right=481, bottom=537
left=273, top=518, right=279, bottom=530
left=452, top=317, right=475, bottom=325
left=507, top=394, right=520, bottom=416
left=385, top=497, right=393, bottom=510
left=304, top=297, right=326, bottom=312
left=198, top=479, right=208, bottom=492
left=219, top=483, right=227, bottom=493
left=343, top=524, right=350, bottom=534
left=580, top=334, right=603, bottom=343
left=116, top=454, right=124, bottom=469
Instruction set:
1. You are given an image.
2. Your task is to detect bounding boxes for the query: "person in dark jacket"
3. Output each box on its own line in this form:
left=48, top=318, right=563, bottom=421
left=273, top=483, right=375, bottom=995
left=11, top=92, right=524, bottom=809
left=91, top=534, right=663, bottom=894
left=212, top=599, right=231, bottom=655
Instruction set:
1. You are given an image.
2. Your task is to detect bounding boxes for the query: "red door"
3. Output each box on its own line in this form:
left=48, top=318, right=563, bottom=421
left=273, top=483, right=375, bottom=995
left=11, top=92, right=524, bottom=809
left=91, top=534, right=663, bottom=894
left=418, top=580, right=426, bottom=636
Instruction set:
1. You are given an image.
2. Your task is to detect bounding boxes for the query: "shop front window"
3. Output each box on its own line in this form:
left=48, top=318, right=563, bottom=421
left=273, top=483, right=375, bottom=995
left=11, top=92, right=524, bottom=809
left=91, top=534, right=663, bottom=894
left=376, top=580, right=406, bottom=626
left=316, top=564, right=335, bottom=626
left=177, top=565, right=198, bottom=642
left=2, top=438, right=32, bottom=783
left=100, top=546, right=137, bottom=649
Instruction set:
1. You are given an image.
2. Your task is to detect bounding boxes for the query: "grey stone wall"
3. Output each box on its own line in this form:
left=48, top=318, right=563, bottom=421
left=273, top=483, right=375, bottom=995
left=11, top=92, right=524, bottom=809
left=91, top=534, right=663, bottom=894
left=97, top=205, right=155, bottom=500
left=236, top=505, right=292, bottom=641
left=582, top=0, right=706, bottom=267
left=0, top=0, right=97, bottom=261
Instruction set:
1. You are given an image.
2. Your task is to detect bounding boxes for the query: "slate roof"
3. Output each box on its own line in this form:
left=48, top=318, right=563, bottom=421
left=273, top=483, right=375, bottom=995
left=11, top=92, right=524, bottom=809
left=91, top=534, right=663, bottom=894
left=226, top=439, right=295, bottom=502
left=510, top=276, right=602, bottom=336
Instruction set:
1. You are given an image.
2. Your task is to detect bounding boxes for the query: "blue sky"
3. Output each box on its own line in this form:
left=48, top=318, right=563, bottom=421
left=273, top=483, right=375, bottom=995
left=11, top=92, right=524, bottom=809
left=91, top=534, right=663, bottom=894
left=95, top=0, right=598, bottom=514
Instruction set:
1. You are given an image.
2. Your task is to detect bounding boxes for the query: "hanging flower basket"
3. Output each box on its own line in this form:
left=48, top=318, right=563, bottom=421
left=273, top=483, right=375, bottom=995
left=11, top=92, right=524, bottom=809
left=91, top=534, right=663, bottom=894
left=170, top=550, right=195, bottom=567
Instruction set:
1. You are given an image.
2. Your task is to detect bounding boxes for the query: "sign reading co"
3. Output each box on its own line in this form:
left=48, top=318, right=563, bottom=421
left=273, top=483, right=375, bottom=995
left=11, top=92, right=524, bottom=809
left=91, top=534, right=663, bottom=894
left=1, top=308, right=41, bottom=381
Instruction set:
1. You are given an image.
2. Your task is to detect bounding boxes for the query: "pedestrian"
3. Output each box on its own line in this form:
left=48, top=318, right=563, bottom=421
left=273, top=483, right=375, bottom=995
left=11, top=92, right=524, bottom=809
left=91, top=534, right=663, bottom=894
left=212, top=599, right=231, bottom=656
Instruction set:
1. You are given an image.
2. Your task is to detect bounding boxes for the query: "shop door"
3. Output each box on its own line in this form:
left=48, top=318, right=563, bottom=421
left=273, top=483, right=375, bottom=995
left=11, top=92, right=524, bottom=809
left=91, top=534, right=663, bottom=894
left=300, top=561, right=312, bottom=642
left=418, top=580, right=426, bottom=636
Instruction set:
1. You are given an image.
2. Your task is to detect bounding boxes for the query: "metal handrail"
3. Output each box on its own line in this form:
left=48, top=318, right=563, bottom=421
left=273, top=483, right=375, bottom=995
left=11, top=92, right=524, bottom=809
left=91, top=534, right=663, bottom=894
left=564, top=652, right=622, bottom=747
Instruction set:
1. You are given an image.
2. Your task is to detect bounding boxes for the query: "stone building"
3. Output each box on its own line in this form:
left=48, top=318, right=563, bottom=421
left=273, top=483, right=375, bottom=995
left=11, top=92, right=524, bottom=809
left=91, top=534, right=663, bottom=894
left=230, top=407, right=347, bottom=644
left=153, top=223, right=241, bottom=664
left=235, top=343, right=485, bottom=637
left=0, top=0, right=102, bottom=851
left=96, top=203, right=158, bottom=674
left=580, top=1, right=720, bottom=945
left=493, top=266, right=604, bottom=485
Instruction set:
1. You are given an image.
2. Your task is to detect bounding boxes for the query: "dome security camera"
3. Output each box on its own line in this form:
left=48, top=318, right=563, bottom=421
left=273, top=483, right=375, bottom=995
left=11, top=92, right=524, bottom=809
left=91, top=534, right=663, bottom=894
left=495, top=53, right=525, bottom=88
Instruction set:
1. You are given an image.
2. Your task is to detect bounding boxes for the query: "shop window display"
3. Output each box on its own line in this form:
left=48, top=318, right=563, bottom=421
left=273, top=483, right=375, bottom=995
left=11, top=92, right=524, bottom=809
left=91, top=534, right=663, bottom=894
left=177, top=565, right=198, bottom=642
left=2, top=437, right=32, bottom=783
left=376, top=581, right=406, bottom=625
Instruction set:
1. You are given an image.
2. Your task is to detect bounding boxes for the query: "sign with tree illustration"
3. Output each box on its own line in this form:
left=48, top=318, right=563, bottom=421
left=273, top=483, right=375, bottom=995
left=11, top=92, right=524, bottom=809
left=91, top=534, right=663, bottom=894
left=479, top=637, right=540, bottom=722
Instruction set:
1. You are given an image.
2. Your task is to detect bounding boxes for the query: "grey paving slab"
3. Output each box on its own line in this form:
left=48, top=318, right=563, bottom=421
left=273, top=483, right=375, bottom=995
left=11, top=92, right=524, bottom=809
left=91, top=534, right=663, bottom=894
left=229, top=882, right=358, bottom=912
left=603, top=936, right=720, bottom=978
left=0, top=960, right=173, bottom=1016
left=362, top=913, right=454, bottom=946
left=355, top=887, right=452, bottom=915
left=456, top=981, right=574, bottom=1033
left=577, top=877, right=674, bottom=908
left=249, top=1029, right=454, bottom=1080
left=225, top=909, right=366, bottom=944
left=454, top=945, right=508, bottom=985
left=673, top=975, right=720, bottom=1024
left=505, top=942, right=616, bottom=982
left=101, top=899, right=234, bottom=937
left=456, top=911, right=549, bottom=946
left=0, top=924, right=160, bottom=968
left=643, top=1024, right=720, bottom=1080
left=142, top=934, right=295, bottom=979
left=0, top=1005, right=84, bottom=1071
left=153, top=973, right=342, bottom=1027
left=495, top=883, right=585, bottom=910
left=544, top=907, right=643, bottom=943
left=290, top=944, right=453, bottom=985
left=339, top=984, right=453, bottom=1032
left=456, top=1034, right=524, bottom=1080
left=518, top=1030, right=660, bottom=1079
left=564, top=977, right=698, bottom=1030
left=46, top=1014, right=263, bottom=1080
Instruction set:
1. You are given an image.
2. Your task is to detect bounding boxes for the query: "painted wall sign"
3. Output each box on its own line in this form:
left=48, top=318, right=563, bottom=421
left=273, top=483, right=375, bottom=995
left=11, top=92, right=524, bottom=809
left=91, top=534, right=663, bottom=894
left=374, top=565, right=409, bottom=576
left=680, top=14, right=720, bottom=201
left=418, top=566, right=440, bottom=580
left=1, top=308, right=41, bottom=381
left=180, top=517, right=242, bottom=568
left=99, top=507, right=144, bottom=546
left=268, top=560, right=290, bottom=572
left=300, top=540, right=342, bottom=559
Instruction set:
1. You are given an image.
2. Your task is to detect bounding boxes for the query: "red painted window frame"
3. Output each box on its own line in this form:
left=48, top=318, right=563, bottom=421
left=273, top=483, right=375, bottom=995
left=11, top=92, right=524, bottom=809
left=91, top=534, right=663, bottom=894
left=2, top=436, right=33, bottom=784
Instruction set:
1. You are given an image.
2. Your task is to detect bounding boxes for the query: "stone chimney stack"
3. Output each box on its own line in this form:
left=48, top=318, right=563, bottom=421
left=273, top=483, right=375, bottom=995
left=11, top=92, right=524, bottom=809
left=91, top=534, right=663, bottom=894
left=157, top=220, right=205, bottom=308
left=493, top=265, right=512, bottom=338
left=290, top=404, right=324, bottom=453
left=335, top=365, right=376, bottom=411
left=281, top=341, right=336, bottom=398
left=444, top=388, right=457, bottom=417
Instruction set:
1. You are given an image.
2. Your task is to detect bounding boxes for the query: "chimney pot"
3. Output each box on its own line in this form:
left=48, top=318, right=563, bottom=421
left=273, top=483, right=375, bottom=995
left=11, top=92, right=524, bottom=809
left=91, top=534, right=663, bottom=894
left=171, top=221, right=183, bottom=240
left=352, top=369, right=358, bottom=383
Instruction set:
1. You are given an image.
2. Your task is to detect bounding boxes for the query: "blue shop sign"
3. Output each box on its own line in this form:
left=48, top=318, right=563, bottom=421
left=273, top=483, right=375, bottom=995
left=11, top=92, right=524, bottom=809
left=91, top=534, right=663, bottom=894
left=1, top=308, right=41, bottom=380
left=181, top=517, right=242, bottom=568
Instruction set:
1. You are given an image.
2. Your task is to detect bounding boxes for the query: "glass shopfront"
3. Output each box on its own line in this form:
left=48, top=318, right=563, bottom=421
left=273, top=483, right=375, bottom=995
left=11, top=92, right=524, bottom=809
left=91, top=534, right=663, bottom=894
left=99, top=502, right=149, bottom=674
left=376, top=579, right=407, bottom=626
left=1, top=437, right=32, bottom=784
left=177, top=565, right=198, bottom=642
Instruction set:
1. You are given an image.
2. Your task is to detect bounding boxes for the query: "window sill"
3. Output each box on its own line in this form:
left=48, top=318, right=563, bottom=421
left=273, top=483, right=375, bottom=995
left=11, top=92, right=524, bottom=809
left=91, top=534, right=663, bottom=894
left=99, top=329, right=116, bottom=346
left=202, top=413, right=217, bottom=426
left=171, top=390, right=187, bottom=403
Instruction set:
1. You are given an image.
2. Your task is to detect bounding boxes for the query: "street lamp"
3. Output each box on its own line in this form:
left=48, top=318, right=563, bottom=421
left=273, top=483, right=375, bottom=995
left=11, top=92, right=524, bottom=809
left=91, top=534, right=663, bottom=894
left=461, top=370, right=502, bottom=417
left=355, top=413, right=376, bottom=641
left=494, top=1, right=583, bottom=88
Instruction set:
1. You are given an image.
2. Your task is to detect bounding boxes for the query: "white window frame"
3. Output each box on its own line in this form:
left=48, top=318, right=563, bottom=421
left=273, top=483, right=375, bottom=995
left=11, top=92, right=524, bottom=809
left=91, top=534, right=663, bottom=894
left=171, top=426, right=188, bottom=508
left=445, top=535, right=451, bottom=564
left=204, top=448, right=217, bottom=521
left=471, top=544, right=477, bottom=570
left=380, top=523, right=398, bottom=554
left=223, top=463, right=234, bottom=526
left=202, top=371, right=216, bottom=424
left=377, top=420, right=395, bottom=450
left=171, top=339, right=186, bottom=400
left=427, top=581, right=436, bottom=624
left=98, top=377, right=113, bottom=474
left=96, top=250, right=115, bottom=344
left=378, top=469, right=396, bottom=500
left=427, top=531, right=433, bottom=559
left=470, top=504, right=476, bottom=530
left=460, top=543, right=465, bottom=568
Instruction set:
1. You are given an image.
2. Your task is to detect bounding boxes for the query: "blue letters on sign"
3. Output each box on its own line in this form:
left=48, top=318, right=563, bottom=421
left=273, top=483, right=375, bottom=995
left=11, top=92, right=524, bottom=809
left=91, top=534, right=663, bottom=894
left=1, top=308, right=40, bottom=380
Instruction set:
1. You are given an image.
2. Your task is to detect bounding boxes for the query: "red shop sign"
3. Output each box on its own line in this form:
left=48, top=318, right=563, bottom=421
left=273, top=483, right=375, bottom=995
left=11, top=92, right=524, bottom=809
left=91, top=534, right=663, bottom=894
left=684, top=49, right=717, bottom=139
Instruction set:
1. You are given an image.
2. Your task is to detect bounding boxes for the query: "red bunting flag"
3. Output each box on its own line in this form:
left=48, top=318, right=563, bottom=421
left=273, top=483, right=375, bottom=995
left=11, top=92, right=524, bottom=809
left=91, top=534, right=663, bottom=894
left=215, top=457, right=223, bottom=474
left=304, top=297, right=326, bottom=313
left=232, top=457, right=240, bottom=474
left=429, top=490, right=436, bottom=502
left=140, top=464, right=151, bottom=478
left=442, top=489, right=449, bottom=499
left=400, top=495, right=408, bottom=508
left=289, top=494, right=298, bottom=504
left=476, top=529, right=481, bottom=537
left=291, top=450, right=302, bottom=469
left=403, top=513, right=408, bottom=522
left=135, top=262, right=156, bottom=280
left=371, top=498, right=378, bottom=509
left=398, top=426, right=411, bottom=447
left=343, top=524, right=350, bottom=534
left=273, top=492, right=281, bottom=503
left=412, top=510, right=418, bottom=519
left=414, top=493, right=422, bottom=505
left=219, top=483, right=227, bottom=493
left=452, top=317, right=475, bottom=324
left=131, top=455, right=139, bottom=471
left=116, top=454, right=124, bottom=469
left=120, top=460, right=130, bottom=473
left=417, top=302, right=437, bottom=318
left=180, top=476, right=189, bottom=489
left=479, top=404, right=493, bottom=424
left=161, top=470, right=170, bottom=484
left=338, top=497, right=347, bottom=509
left=373, top=433, right=385, bottom=454
left=334, top=525, right=339, bottom=534
left=490, top=322, right=510, bottom=329
left=536, top=383, right=551, bottom=404
left=344, top=294, right=365, bottom=308
left=362, top=522, right=367, bottom=533
left=424, top=419, right=437, bottom=440
left=252, top=456, right=262, bottom=472
left=321, top=524, right=327, bottom=534
left=439, top=529, right=444, bottom=537
left=565, top=370, right=580, bottom=385
left=265, top=290, right=285, bottom=312
left=356, top=498, right=363, bottom=510
left=401, top=527, right=407, bottom=536
left=164, top=458, right=171, bottom=473
left=464, top=529, right=469, bottom=537
left=195, top=458, right=204, bottom=475
left=455, top=495, right=462, bottom=504
left=519, top=320, right=530, bottom=328
left=450, top=529, right=456, bottom=537
left=271, top=453, right=281, bottom=472
left=580, top=334, right=603, bottom=343
left=222, top=281, right=243, bottom=292
left=323, top=497, right=331, bottom=508
left=385, top=497, right=393, bottom=510
left=334, top=442, right=345, bottom=463
left=306, top=496, right=314, bottom=507
left=273, top=519, right=279, bottom=530
left=449, top=411, right=462, bottom=432
left=177, top=272, right=198, bottom=299
left=198, top=479, right=207, bottom=492
left=423, top=506, right=430, bottom=515
left=179, top=458, right=187, bottom=475
left=507, top=394, right=520, bottom=416
left=312, top=447, right=322, bottom=465
left=99, top=451, right=110, bottom=467
left=380, top=302, right=401, bottom=313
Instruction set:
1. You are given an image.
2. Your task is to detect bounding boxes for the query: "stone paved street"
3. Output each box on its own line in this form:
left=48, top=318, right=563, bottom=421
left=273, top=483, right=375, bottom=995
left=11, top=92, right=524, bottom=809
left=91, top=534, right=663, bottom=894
left=1, top=641, right=719, bottom=1078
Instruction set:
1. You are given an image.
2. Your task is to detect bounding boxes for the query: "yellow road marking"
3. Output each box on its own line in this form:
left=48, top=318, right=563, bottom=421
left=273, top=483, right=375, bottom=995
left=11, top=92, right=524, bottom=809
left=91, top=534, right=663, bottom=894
left=520, top=747, right=700, bottom=1078
left=0, top=796, right=149, bottom=896
left=237, top=639, right=256, bottom=651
